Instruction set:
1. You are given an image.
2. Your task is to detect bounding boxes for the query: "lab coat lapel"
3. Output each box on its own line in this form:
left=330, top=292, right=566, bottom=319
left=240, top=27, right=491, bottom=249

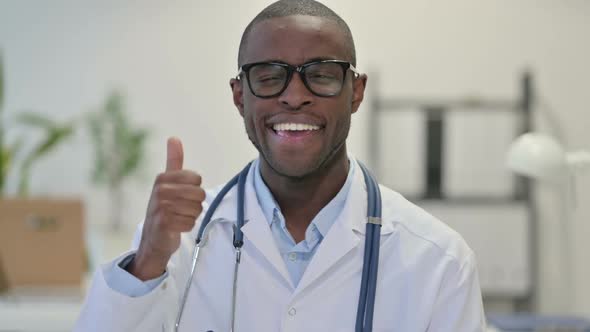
left=293, top=162, right=368, bottom=296
left=212, top=164, right=293, bottom=288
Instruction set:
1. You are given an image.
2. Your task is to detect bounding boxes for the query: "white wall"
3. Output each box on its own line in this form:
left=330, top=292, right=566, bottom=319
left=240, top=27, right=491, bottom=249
left=1, top=0, right=588, bottom=316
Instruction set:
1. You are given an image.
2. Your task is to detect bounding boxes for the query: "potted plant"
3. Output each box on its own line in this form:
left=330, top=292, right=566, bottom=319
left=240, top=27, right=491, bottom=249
left=0, top=52, right=84, bottom=292
left=0, top=53, right=76, bottom=196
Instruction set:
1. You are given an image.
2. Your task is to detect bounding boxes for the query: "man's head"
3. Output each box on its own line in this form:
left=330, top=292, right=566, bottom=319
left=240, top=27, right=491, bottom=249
left=237, top=0, right=356, bottom=68
left=230, top=0, right=367, bottom=179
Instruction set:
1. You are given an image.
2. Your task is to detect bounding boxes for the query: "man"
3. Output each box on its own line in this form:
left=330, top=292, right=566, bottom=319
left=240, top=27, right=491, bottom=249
left=75, top=1, right=486, bottom=331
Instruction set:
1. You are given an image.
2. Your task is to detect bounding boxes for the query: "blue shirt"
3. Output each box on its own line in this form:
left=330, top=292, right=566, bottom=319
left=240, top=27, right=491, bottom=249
left=105, top=158, right=354, bottom=296
left=253, top=159, right=354, bottom=287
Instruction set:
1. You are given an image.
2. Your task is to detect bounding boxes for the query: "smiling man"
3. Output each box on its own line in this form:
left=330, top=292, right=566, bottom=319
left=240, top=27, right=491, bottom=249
left=230, top=11, right=366, bottom=244
left=75, top=1, right=486, bottom=331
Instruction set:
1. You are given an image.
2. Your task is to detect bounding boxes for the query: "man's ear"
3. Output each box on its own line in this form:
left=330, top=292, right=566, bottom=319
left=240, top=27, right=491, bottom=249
left=351, top=73, right=368, bottom=114
left=230, top=78, right=245, bottom=117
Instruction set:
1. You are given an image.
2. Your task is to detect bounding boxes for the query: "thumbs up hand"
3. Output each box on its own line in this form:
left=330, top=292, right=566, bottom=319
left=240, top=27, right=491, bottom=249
left=128, top=137, right=206, bottom=280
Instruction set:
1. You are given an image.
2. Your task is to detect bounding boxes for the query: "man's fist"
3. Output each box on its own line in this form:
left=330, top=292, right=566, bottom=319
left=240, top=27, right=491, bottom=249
left=127, top=137, right=206, bottom=280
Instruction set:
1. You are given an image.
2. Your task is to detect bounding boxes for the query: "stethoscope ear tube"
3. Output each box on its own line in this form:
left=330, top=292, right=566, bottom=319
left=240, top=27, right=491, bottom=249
left=175, top=164, right=251, bottom=332
left=355, top=162, right=382, bottom=332
left=175, top=244, right=201, bottom=332
left=234, top=162, right=251, bottom=247
left=230, top=163, right=251, bottom=332
left=196, top=173, right=242, bottom=245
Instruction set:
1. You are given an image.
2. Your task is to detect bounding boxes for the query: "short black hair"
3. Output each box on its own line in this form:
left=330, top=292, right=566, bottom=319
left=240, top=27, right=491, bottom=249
left=237, top=0, right=356, bottom=67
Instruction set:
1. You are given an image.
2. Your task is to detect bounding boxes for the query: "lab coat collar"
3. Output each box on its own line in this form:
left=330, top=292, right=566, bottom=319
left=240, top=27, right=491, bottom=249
left=207, top=158, right=395, bottom=234
left=292, top=158, right=395, bottom=294
left=252, top=157, right=356, bottom=239
left=206, top=164, right=293, bottom=288
left=204, top=158, right=396, bottom=290
left=343, top=157, right=395, bottom=236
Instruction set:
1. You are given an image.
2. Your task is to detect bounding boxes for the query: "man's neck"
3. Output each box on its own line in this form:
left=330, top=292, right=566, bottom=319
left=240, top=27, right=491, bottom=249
left=259, top=149, right=349, bottom=242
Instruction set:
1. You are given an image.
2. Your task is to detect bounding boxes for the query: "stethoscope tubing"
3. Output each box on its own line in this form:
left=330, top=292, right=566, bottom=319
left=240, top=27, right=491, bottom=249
left=230, top=165, right=250, bottom=332
left=356, top=162, right=382, bottom=332
left=174, top=169, right=245, bottom=332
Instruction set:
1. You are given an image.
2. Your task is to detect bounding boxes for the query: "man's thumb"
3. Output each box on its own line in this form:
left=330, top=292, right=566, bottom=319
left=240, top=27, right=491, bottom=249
left=166, top=137, right=184, bottom=171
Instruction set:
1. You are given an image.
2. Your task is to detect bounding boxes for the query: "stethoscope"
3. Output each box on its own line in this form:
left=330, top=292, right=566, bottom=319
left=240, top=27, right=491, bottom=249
left=174, top=160, right=382, bottom=332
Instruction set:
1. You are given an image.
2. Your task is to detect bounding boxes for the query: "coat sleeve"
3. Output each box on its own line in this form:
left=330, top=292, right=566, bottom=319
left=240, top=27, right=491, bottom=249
left=73, top=224, right=195, bottom=332
left=426, top=252, right=487, bottom=332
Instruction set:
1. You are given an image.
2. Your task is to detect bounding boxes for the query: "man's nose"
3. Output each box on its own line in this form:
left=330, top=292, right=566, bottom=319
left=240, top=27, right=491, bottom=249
left=277, top=73, right=313, bottom=110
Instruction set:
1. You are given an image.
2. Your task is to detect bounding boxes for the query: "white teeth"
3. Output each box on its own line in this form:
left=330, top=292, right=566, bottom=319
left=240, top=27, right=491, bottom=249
left=272, top=123, right=320, bottom=131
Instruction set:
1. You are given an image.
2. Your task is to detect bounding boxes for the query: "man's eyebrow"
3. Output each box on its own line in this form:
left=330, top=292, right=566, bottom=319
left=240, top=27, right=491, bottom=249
left=252, top=57, right=342, bottom=65
left=240, top=59, right=288, bottom=65
left=305, top=57, right=337, bottom=63
left=264, top=59, right=290, bottom=64
left=242, top=56, right=345, bottom=66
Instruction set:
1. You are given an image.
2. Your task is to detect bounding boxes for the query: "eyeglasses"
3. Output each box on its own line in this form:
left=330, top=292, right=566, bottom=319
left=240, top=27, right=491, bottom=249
left=237, top=60, right=359, bottom=98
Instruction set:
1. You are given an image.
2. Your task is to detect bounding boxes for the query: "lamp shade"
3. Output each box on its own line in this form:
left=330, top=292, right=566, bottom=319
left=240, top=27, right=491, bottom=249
left=506, top=133, right=567, bottom=183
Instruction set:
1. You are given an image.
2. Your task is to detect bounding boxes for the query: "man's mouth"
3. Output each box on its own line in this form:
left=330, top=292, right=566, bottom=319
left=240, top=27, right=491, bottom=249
left=271, top=122, right=322, bottom=137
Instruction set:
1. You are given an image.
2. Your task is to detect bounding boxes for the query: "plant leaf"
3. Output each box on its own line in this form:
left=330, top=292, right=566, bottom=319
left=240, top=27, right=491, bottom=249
left=120, top=129, right=148, bottom=179
left=16, top=112, right=56, bottom=129
left=0, top=148, right=9, bottom=193
left=87, top=112, right=108, bottom=184
left=86, top=90, right=150, bottom=187
left=1, top=137, right=23, bottom=194
left=18, top=126, right=74, bottom=195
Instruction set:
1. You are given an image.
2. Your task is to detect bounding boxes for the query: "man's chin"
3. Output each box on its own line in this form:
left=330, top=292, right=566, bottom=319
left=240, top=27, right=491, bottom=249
left=264, top=156, right=322, bottom=180
left=270, top=164, right=314, bottom=179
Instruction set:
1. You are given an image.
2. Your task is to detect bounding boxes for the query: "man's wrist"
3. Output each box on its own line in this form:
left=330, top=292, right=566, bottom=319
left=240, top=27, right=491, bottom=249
left=125, top=249, right=168, bottom=281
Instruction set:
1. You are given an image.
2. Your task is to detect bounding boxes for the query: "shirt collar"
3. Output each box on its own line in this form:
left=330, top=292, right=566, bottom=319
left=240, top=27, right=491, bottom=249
left=252, top=157, right=355, bottom=238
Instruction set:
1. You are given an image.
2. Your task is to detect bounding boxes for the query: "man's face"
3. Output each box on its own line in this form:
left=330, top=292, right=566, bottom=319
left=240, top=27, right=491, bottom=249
left=231, top=15, right=367, bottom=178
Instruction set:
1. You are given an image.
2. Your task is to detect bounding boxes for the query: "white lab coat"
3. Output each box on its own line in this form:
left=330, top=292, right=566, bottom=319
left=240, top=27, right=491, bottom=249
left=74, top=159, right=486, bottom=332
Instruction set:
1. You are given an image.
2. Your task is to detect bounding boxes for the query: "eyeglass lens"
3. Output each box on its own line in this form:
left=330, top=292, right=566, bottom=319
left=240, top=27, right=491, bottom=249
left=248, top=62, right=345, bottom=97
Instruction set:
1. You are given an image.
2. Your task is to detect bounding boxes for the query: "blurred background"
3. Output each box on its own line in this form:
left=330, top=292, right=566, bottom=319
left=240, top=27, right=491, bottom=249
left=0, top=0, right=589, bottom=331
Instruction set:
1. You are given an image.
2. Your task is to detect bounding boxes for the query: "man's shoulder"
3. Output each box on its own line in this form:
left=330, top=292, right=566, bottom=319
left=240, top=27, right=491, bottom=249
left=379, top=184, right=475, bottom=269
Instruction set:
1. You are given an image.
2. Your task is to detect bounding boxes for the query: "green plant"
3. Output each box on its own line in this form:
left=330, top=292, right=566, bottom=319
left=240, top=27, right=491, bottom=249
left=16, top=113, right=74, bottom=195
left=88, top=91, right=148, bottom=187
left=0, top=52, right=75, bottom=196
left=0, top=51, right=12, bottom=193
left=87, top=90, right=149, bottom=229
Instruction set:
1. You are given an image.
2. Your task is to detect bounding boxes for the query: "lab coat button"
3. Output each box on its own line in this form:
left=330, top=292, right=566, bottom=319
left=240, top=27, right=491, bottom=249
left=288, top=307, right=297, bottom=317
left=162, top=282, right=167, bottom=290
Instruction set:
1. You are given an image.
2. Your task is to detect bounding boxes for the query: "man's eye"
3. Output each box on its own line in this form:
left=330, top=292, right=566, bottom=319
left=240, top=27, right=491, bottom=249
left=256, top=76, right=283, bottom=83
left=312, top=74, right=334, bottom=78
left=308, top=73, right=338, bottom=82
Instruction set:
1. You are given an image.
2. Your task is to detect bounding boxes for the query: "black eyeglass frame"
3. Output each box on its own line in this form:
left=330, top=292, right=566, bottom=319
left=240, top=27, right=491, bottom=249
left=236, top=60, right=360, bottom=98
